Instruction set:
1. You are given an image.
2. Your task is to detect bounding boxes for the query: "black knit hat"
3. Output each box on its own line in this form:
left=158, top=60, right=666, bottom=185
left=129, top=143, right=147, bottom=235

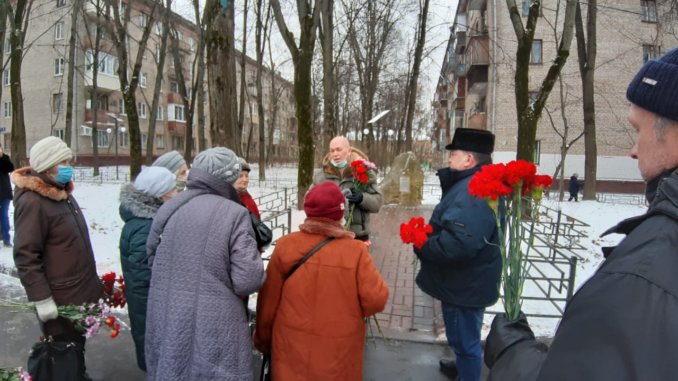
left=445, top=128, right=495, bottom=154
left=626, top=47, right=678, bottom=122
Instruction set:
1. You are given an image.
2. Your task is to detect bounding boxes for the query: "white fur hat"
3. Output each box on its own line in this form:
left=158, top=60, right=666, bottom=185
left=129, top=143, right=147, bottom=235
left=29, top=136, right=73, bottom=173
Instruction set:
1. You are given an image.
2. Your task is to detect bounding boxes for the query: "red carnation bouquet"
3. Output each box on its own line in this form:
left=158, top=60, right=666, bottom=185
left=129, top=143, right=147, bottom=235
left=345, top=159, right=377, bottom=230
left=0, top=272, right=126, bottom=339
left=400, top=217, right=433, bottom=249
left=468, top=160, right=553, bottom=321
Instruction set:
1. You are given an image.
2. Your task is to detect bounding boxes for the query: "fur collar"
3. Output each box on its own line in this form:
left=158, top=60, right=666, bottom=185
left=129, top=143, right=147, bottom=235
left=321, top=147, right=371, bottom=179
left=119, top=183, right=164, bottom=219
left=11, top=166, right=73, bottom=201
left=299, top=217, right=355, bottom=239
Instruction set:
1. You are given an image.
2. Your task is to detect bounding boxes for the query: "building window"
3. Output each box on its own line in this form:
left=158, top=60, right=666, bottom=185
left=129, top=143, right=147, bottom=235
left=97, top=131, right=109, bottom=148
left=141, top=133, right=148, bottom=150
left=53, top=129, right=65, bottom=140
left=118, top=130, right=129, bottom=148
left=155, top=134, right=165, bottom=149
left=138, top=102, right=147, bottom=118
left=85, top=51, right=119, bottom=76
left=54, top=57, right=65, bottom=76
left=139, top=14, right=147, bottom=28
left=155, top=22, right=162, bottom=35
left=118, top=99, right=126, bottom=115
left=3, top=70, right=10, bottom=86
left=172, top=135, right=184, bottom=150
left=522, top=0, right=542, bottom=16
left=530, top=40, right=542, bottom=64
left=56, top=0, right=66, bottom=7
left=188, top=37, right=195, bottom=52
left=3, top=101, right=11, bottom=118
left=643, top=44, right=660, bottom=63
left=168, top=104, right=185, bottom=121
left=528, top=91, right=538, bottom=108
left=641, top=0, right=657, bottom=22
left=139, top=72, right=147, bottom=88
left=170, top=81, right=179, bottom=93
left=55, top=22, right=64, bottom=40
left=52, top=93, right=63, bottom=112
left=3, top=39, right=9, bottom=55
left=157, top=106, right=163, bottom=120
left=533, top=140, right=541, bottom=164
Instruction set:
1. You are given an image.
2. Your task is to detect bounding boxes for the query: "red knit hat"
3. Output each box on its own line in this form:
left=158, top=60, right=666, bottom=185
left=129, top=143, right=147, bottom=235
left=304, top=181, right=346, bottom=221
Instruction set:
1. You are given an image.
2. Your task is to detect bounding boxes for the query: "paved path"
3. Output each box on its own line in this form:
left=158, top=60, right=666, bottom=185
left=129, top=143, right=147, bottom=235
left=369, top=205, right=444, bottom=341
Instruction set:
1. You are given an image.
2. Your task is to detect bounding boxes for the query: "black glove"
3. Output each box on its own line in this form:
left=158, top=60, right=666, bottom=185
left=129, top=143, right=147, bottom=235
left=484, top=312, right=536, bottom=369
left=346, top=190, right=363, bottom=205
left=413, top=246, right=423, bottom=259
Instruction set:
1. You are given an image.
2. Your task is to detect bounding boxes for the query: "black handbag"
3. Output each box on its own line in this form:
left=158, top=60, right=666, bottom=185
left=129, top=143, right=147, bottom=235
left=250, top=212, right=273, bottom=248
left=27, top=337, right=84, bottom=381
left=259, top=353, right=272, bottom=381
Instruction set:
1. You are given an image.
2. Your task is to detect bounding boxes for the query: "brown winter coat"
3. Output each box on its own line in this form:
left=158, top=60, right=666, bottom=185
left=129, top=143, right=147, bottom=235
left=11, top=167, right=102, bottom=305
left=254, top=218, right=389, bottom=381
left=313, top=147, right=383, bottom=238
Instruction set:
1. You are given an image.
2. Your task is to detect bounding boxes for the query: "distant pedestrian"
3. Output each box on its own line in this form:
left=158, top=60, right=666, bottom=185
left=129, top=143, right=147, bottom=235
left=313, top=136, right=383, bottom=242
left=568, top=173, right=581, bottom=201
left=12, top=136, right=102, bottom=379
left=118, top=166, right=177, bottom=372
left=0, top=144, right=14, bottom=247
left=254, top=181, right=388, bottom=381
left=152, top=150, right=188, bottom=191
left=145, top=147, right=265, bottom=380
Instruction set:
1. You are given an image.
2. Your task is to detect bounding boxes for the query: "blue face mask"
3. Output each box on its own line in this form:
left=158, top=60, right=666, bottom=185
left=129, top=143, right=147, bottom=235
left=331, top=159, right=348, bottom=169
left=55, top=165, right=74, bottom=184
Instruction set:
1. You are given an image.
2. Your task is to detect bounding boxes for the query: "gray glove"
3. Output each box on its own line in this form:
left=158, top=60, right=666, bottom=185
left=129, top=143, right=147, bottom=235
left=34, top=296, right=58, bottom=322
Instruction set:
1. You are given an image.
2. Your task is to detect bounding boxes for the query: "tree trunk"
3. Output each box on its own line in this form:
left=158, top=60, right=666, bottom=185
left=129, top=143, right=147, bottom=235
left=237, top=0, right=248, bottom=154
left=254, top=0, right=269, bottom=180
left=192, top=0, right=207, bottom=152
left=404, top=0, right=430, bottom=152
left=575, top=0, right=597, bottom=200
left=64, top=0, right=82, bottom=149
left=9, top=0, right=29, bottom=167
left=205, top=0, right=240, bottom=154
left=146, top=0, right=172, bottom=164
left=320, top=0, right=335, bottom=152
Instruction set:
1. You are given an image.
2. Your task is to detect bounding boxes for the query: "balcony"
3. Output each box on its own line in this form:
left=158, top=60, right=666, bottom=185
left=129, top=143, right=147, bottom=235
left=455, top=31, right=467, bottom=54
left=84, top=109, right=116, bottom=125
left=167, top=121, right=186, bottom=136
left=84, top=71, right=120, bottom=92
left=463, top=34, right=489, bottom=76
left=468, top=112, right=487, bottom=130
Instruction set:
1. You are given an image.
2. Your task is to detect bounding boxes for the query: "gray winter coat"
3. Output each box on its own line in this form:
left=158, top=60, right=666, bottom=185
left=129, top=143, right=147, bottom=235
left=144, top=168, right=265, bottom=380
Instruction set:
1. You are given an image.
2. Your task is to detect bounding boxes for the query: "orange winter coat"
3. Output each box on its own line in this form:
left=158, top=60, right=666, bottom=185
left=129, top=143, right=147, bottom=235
left=254, top=218, right=388, bottom=381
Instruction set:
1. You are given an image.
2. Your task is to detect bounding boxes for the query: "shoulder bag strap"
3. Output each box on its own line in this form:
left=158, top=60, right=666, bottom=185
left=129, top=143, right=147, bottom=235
left=285, top=237, right=334, bottom=280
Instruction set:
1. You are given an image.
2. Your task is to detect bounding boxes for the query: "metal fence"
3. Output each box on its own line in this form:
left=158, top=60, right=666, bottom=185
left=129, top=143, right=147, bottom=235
left=255, top=187, right=298, bottom=251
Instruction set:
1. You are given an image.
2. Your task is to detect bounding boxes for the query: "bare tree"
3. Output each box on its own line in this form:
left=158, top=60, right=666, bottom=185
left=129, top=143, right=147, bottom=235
left=403, top=0, right=430, bottom=151
left=575, top=0, right=597, bottom=199
left=204, top=0, right=240, bottom=154
left=8, top=0, right=32, bottom=167
left=505, top=0, right=577, bottom=161
left=145, top=0, right=172, bottom=164
left=254, top=0, right=270, bottom=179
left=237, top=0, right=248, bottom=155
left=191, top=0, right=207, bottom=152
left=108, top=0, right=158, bottom=178
left=319, top=0, right=335, bottom=152
left=64, top=0, right=83, bottom=148
left=270, top=0, right=322, bottom=205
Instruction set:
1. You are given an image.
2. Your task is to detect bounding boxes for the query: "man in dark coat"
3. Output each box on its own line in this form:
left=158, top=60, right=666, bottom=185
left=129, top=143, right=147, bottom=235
left=484, top=48, right=678, bottom=381
left=415, top=128, right=501, bottom=381
left=0, top=144, right=14, bottom=246
left=567, top=173, right=580, bottom=201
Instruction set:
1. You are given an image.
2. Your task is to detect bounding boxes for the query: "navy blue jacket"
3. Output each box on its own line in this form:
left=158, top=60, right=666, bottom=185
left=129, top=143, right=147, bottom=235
left=415, top=166, right=502, bottom=309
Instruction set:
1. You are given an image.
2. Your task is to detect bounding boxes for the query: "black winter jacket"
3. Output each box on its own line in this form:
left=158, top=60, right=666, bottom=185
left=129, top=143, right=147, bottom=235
left=0, top=153, right=14, bottom=199
left=415, top=167, right=502, bottom=308
left=487, top=169, right=678, bottom=380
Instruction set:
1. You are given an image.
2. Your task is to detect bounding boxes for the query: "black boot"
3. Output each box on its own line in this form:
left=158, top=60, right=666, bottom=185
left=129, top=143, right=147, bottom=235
left=439, top=359, right=459, bottom=380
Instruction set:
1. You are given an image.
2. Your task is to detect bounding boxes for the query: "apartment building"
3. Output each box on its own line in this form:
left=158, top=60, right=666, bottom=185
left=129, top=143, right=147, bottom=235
left=1, top=0, right=296, bottom=163
left=434, top=0, right=678, bottom=182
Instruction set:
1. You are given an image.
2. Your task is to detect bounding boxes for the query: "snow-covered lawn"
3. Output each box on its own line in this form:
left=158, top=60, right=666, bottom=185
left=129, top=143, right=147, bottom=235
left=0, top=165, right=648, bottom=338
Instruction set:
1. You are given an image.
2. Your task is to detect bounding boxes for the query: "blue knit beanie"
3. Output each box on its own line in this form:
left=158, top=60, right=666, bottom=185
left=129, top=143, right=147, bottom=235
left=626, top=47, right=678, bottom=122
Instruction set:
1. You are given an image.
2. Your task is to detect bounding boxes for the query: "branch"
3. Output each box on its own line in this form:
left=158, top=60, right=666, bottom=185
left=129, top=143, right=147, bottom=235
left=505, top=0, right=525, bottom=40
left=270, top=0, right=299, bottom=58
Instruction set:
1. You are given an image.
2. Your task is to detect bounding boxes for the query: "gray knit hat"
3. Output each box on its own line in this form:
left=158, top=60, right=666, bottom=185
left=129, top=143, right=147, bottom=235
left=191, top=147, right=241, bottom=185
left=626, top=48, right=678, bottom=122
left=152, top=151, right=186, bottom=174
left=29, top=136, right=73, bottom=173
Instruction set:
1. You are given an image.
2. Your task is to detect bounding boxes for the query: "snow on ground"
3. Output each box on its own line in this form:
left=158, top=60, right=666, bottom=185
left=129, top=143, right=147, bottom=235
left=0, top=164, right=650, bottom=338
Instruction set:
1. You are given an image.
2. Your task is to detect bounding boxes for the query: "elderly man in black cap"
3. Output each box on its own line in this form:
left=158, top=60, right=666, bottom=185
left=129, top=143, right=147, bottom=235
left=415, top=128, right=501, bottom=381
left=483, top=48, right=678, bottom=380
